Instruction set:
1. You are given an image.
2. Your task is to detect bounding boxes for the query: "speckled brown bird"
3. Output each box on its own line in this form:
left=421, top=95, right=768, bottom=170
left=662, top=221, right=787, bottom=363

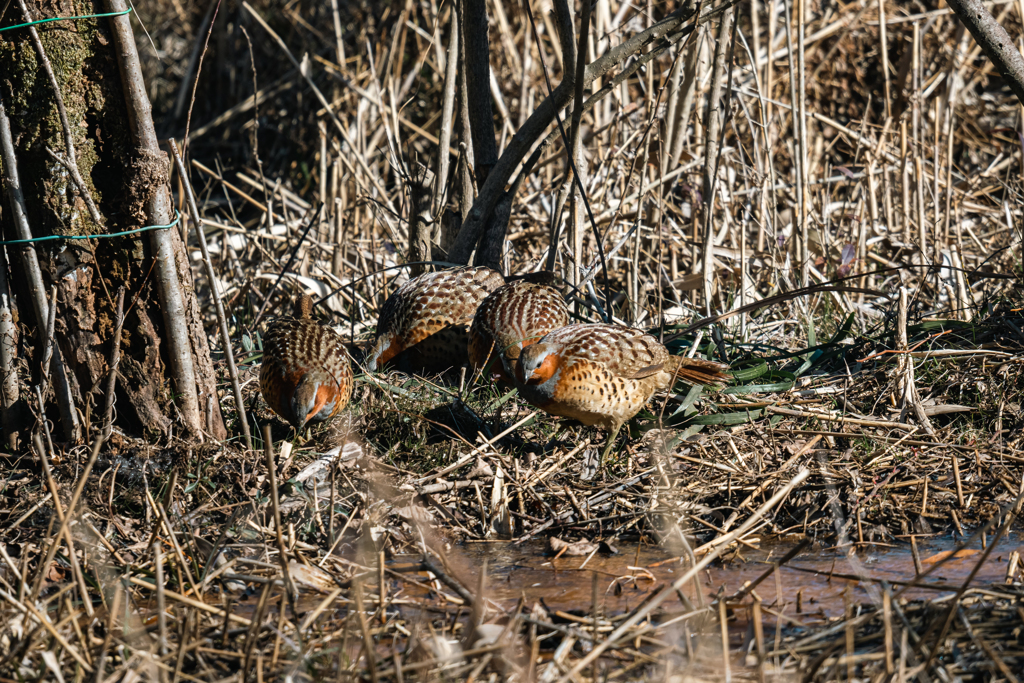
left=259, top=295, right=353, bottom=430
left=514, top=324, right=729, bottom=463
left=365, top=266, right=505, bottom=374
left=469, top=276, right=571, bottom=384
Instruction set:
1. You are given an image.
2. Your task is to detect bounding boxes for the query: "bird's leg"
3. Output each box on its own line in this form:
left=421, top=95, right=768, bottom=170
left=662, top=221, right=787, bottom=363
left=599, top=424, right=623, bottom=470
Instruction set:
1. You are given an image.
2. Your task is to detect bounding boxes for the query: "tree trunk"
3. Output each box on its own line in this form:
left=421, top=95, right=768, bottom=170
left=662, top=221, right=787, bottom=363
left=0, top=0, right=226, bottom=444
left=407, top=163, right=435, bottom=277
left=460, top=0, right=498, bottom=187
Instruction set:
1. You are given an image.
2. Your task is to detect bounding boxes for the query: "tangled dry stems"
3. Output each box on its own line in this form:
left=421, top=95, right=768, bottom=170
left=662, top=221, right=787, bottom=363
left=5, top=0, right=1024, bottom=680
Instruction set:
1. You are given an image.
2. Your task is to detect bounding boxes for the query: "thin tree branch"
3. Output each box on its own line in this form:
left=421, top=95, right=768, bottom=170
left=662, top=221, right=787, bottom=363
left=448, top=2, right=705, bottom=263
left=107, top=0, right=203, bottom=435
left=0, top=100, right=80, bottom=442
left=169, top=140, right=253, bottom=451
left=462, top=0, right=498, bottom=186
left=432, top=7, right=459, bottom=219
left=945, top=0, right=1024, bottom=105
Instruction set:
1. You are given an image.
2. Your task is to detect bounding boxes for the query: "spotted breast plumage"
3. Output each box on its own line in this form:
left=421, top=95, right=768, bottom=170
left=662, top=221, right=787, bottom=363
left=366, top=266, right=505, bottom=374
left=259, top=295, right=353, bottom=430
left=469, top=275, right=570, bottom=384
left=514, top=324, right=729, bottom=462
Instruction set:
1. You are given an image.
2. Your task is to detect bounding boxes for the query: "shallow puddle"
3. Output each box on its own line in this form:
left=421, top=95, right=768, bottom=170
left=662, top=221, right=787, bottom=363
left=148, top=533, right=1024, bottom=678
left=434, top=533, right=1024, bottom=622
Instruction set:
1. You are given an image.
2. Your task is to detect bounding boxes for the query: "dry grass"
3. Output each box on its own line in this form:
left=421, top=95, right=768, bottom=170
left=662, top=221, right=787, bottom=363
left=4, top=0, right=1024, bottom=680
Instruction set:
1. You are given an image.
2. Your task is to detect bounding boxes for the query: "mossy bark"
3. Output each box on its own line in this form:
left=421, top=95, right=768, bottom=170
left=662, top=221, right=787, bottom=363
left=0, top=1, right=226, bottom=441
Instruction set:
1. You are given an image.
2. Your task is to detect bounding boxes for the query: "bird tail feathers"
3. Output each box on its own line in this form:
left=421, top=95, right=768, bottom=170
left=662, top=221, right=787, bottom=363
left=666, top=355, right=730, bottom=386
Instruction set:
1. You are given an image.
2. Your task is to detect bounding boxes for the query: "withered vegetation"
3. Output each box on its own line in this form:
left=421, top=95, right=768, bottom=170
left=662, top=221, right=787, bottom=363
left=3, top=0, right=1024, bottom=681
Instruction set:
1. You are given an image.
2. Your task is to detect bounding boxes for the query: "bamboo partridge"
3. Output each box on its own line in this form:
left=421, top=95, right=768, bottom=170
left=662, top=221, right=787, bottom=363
left=259, top=295, right=353, bottom=430
left=514, top=324, right=729, bottom=463
left=366, top=266, right=505, bottom=374
left=469, top=276, right=571, bottom=384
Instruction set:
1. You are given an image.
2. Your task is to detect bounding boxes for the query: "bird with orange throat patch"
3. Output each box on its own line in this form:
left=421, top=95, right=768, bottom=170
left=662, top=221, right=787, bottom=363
left=259, top=294, right=353, bottom=431
left=366, top=266, right=505, bottom=374
left=468, top=273, right=570, bottom=384
left=514, top=324, right=729, bottom=464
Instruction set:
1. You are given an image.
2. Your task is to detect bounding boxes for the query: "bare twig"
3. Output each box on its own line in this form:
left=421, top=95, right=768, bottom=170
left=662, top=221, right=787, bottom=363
left=945, top=0, right=1024, bottom=105
left=107, top=0, right=204, bottom=435
left=169, top=140, right=252, bottom=450
left=0, top=98, right=80, bottom=442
